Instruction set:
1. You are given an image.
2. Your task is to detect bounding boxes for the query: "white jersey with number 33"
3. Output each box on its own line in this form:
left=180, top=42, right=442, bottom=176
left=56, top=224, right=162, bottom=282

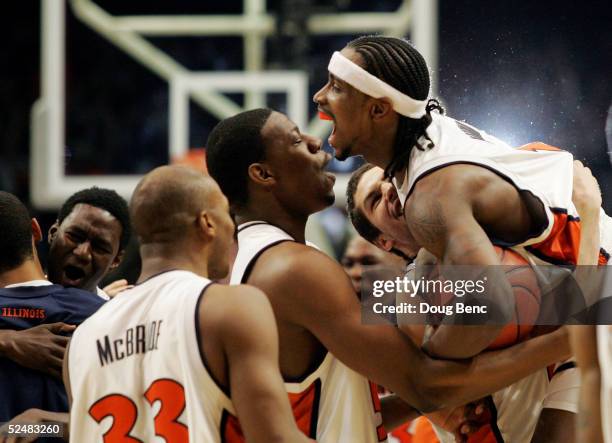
left=68, top=270, right=235, bottom=443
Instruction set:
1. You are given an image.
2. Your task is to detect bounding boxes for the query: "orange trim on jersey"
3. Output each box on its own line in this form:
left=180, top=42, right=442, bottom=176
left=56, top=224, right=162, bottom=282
left=410, top=415, right=500, bottom=443
left=517, top=142, right=562, bottom=152
left=525, top=210, right=609, bottom=265
left=599, top=249, right=610, bottom=266
left=412, top=417, right=439, bottom=443
left=220, top=411, right=244, bottom=443
left=516, top=142, right=609, bottom=266
left=289, top=379, right=321, bottom=438
left=389, top=421, right=414, bottom=442
left=369, top=382, right=388, bottom=441
left=527, top=210, right=581, bottom=266
left=467, top=426, right=499, bottom=443
left=390, top=414, right=501, bottom=443
left=221, top=379, right=321, bottom=442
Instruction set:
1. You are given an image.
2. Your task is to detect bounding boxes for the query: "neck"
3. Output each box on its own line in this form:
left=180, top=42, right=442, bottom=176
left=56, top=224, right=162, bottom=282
left=362, top=119, right=398, bottom=169
left=138, top=243, right=209, bottom=283
left=236, top=203, right=308, bottom=243
left=0, top=259, right=46, bottom=288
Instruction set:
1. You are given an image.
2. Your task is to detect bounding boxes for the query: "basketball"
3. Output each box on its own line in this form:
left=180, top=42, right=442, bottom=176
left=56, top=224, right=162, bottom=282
left=487, top=246, right=541, bottom=350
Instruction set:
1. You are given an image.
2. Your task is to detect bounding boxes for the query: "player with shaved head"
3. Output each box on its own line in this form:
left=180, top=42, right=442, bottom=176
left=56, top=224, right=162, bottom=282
left=66, top=166, right=312, bottom=443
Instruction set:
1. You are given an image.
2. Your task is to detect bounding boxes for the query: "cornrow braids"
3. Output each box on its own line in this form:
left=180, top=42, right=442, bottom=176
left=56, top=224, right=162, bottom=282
left=347, top=36, right=444, bottom=179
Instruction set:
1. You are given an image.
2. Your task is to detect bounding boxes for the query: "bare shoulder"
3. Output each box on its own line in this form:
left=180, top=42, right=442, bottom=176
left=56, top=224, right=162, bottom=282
left=412, top=164, right=500, bottom=199
left=200, top=284, right=269, bottom=316
left=248, top=241, right=355, bottom=325
left=199, top=284, right=274, bottom=334
left=252, top=241, right=345, bottom=289
left=407, top=163, right=512, bottom=217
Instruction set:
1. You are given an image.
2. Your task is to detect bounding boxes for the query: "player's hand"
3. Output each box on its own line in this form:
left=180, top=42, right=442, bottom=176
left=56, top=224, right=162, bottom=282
left=0, top=323, right=75, bottom=379
left=425, top=399, right=490, bottom=442
left=102, top=279, right=133, bottom=298
left=572, top=160, right=601, bottom=218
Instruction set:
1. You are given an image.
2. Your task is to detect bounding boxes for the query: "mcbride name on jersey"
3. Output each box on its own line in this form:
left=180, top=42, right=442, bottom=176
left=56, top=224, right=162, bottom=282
left=95, top=319, right=163, bottom=367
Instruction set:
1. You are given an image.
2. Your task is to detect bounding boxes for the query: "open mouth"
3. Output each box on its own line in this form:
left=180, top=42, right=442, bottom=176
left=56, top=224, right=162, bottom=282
left=318, top=110, right=333, bottom=121
left=63, top=265, right=86, bottom=285
left=318, top=109, right=338, bottom=147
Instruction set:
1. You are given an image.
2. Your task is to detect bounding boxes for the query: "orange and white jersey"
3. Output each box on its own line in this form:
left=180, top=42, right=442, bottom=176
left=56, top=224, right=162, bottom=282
left=69, top=270, right=235, bottom=443
left=598, top=325, right=612, bottom=442
left=394, top=112, right=611, bottom=266
left=230, top=221, right=387, bottom=443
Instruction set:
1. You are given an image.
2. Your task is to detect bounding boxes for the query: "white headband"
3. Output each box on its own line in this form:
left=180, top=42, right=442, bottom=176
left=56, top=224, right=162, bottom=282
left=327, top=51, right=428, bottom=119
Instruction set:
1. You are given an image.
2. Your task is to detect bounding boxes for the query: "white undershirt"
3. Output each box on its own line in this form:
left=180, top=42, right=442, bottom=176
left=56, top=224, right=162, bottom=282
left=5, top=279, right=53, bottom=288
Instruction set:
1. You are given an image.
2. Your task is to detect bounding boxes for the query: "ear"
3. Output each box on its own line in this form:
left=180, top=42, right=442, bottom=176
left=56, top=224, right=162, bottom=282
left=373, top=234, right=394, bottom=252
left=48, top=221, right=59, bottom=245
left=31, top=218, right=43, bottom=243
left=110, top=249, right=125, bottom=269
left=369, top=97, right=394, bottom=121
left=197, top=211, right=215, bottom=241
left=247, top=163, right=276, bottom=188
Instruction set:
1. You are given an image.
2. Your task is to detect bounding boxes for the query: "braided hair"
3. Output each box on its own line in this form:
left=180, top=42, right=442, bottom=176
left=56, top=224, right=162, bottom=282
left=347, top=36, right=444, bottom=178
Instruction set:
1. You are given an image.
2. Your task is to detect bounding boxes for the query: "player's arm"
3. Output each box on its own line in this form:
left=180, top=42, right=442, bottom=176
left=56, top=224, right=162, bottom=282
left=270, top=247, right=570, bottom=412
left=62, top=340, right=72, bottom=408
left=204, top=286, right=312, bottom=443
left=380, top=394, right=420, bottom=430
left=568, top=160, right=603, bottom=443
left=0, top=323, right=75, bottom=379
left=404, top=165, right=520, bottom=358
left=528, top=161, right=603, bottom=443
left=569, top=325, right=601, bottom=443
left=571, top=160, right=604, bottom=306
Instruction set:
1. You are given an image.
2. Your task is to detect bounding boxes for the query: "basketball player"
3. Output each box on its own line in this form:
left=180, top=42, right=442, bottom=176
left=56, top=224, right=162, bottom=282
left=346, top=160, right=604, bottom=442
left=0, top=191, right=105, bottom=430
left=47, top=186, right=131, bottom=299
left=0, top=188, right=129, bottom=394
left=314, top=35, right=611, bottom=359
left=65, top=166, right=312, bottom=443
left=341, top=234, right=406, bottom=296
left=206, top=108, right=578, bottom=442
left=314, top=36, right=612, bottom=441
